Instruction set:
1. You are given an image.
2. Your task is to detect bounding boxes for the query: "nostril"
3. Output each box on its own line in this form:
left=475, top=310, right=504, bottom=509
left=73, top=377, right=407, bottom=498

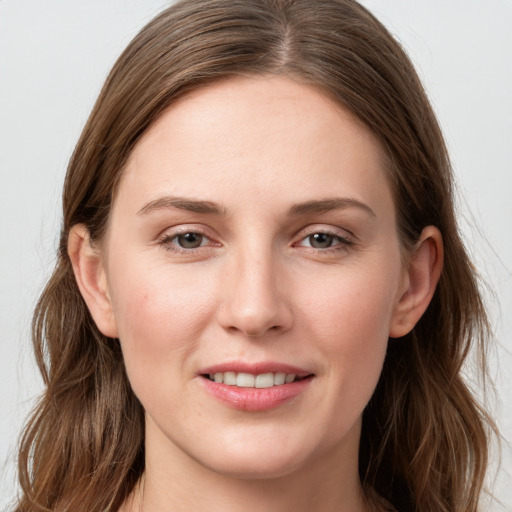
left=216, top=279, right=294, bottom=336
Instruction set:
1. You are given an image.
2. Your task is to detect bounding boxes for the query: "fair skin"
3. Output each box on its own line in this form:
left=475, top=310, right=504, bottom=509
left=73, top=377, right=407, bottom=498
left=69, top=76, right=442, bottom=512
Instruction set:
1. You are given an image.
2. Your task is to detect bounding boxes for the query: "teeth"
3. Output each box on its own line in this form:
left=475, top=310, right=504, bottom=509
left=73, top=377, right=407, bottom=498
left=274, top=372, right=286, bottom=385
left=237, top=372, right=255, bottom=387
left=223, top=371, right=237, bottom=385
left=255, top=373, right=274, bottom=388
left=207, top=371, right=298, bottom=387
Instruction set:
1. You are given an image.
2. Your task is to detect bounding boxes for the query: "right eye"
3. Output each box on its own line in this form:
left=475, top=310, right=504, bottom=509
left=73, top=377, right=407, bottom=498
left=301, top=232, right=340, bottom=249
left=173, top=232, right=207, bottom=249
left=158, top=229, right=218, bottom=254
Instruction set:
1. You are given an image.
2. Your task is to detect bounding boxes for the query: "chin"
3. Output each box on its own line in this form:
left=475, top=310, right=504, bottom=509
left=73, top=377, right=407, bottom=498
left=187, top=431, right=320, bottom=481
left=202, top=453, right=307, bottom=481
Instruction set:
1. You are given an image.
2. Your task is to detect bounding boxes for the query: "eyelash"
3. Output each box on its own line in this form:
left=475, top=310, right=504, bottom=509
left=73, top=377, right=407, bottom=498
left=158, top=228, right=219, bottom=254
left=294, top=229, right=354, bottom=254
left=157, top=227, right=354, bottom=255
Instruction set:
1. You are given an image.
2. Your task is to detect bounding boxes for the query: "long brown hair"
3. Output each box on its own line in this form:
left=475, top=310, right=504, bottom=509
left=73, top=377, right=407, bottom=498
left=15, top=1, right=494, bottom=511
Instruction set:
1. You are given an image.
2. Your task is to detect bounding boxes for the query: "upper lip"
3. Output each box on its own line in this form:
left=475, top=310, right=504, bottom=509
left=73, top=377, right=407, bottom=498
left=199, top=361, right=313, bottom=378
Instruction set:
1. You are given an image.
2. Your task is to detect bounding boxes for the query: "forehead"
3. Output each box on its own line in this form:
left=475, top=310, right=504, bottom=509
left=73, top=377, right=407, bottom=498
left=117, top=75, right=393, bottom=219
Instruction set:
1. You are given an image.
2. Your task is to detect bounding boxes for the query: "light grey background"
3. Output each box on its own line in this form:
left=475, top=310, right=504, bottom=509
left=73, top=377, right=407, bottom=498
left=1, top=1, right=511, bottom=510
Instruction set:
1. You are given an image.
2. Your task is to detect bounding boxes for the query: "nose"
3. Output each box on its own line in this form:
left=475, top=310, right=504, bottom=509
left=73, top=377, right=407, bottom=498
left=216, top=248, right=294, bottom=338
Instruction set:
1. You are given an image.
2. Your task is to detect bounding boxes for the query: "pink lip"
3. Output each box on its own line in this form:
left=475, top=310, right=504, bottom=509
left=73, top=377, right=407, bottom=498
left=198, top=361, right=314, bottom=412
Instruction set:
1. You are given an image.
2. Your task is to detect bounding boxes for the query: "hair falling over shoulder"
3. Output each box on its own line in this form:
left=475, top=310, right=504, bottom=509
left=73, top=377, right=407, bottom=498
left=15, top=1, right=496, bottom=511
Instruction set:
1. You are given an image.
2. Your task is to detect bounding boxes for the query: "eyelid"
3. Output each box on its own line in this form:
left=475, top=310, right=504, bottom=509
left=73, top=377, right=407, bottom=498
left=157, top=224, right=221, bottom=252
left=157, top=223, right=217, bottom=239
left=290, top=226, right=356, bottom=257
left=294, top=224, right=355, bottom=244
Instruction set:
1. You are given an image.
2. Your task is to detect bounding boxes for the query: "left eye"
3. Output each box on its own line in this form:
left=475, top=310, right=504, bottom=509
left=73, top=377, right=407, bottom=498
left=177, top=232, right=206, bottom=248
left=299, top=232, right=348, bottom=249
left=165, top=232, right=209, bottom=249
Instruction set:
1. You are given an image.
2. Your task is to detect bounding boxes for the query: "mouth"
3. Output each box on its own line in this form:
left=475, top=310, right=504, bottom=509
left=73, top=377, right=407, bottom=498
left=198, top=365, right=315, bottom=411
left=201, top=371, right=313, bottom=388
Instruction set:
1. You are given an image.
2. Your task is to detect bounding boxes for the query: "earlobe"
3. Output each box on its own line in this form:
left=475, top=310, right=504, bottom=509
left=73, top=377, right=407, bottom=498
left=389, top=226, right=443, bottom=338
left=68, top=224, right=119, bottom=338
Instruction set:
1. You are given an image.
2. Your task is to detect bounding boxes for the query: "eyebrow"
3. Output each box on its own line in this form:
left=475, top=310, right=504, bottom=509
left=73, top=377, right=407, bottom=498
left=288, top=197, right=376, bottom=217
left=137, top=195, right=375, bottom=218
left=137, top=196, right=228, bottom=216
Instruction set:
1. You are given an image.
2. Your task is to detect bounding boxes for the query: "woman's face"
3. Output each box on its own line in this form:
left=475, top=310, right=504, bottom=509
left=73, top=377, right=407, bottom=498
left=99, top=76, right=409, bottom=479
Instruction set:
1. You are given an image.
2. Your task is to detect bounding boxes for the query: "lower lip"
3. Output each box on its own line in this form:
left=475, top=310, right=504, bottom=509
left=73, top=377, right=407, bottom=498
left=200, top=377, right=313, bottom=412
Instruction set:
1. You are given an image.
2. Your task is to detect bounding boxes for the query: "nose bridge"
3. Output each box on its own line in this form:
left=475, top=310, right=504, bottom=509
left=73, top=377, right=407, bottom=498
left=218, top=239, right=292, bottom=337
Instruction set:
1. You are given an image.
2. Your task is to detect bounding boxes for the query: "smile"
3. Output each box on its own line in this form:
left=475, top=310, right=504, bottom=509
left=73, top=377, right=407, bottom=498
left=205, top=371, right=301, bottom=388
left=199, top=365, right=314, bottom=411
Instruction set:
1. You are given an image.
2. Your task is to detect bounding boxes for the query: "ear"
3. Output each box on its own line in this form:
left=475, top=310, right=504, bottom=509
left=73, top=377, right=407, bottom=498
left=68, top=224, right=119, bottom=338
left=389, top=226, right=443, bottom=338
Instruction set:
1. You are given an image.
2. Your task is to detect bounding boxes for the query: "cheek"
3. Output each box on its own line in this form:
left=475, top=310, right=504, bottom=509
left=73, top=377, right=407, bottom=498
left=314, top=286, right=391, bottom=386
left=298, top=262, right=400, bottom=345
left=107, top=259, right=217, bottom=380
left=295, top=261, right=401, bottom=405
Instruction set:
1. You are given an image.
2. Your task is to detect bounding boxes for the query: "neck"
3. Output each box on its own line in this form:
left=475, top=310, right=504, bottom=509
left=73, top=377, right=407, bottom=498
left=120, top=422, right=371, bottom=512
left=125, top=468, right=369, bottom=512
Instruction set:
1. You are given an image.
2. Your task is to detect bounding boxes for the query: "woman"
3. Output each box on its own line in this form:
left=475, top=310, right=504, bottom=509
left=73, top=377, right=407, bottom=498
left=14, top=1, right=495, bottom=511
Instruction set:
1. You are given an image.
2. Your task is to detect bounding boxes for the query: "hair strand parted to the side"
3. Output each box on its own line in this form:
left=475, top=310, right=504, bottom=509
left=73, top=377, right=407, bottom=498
left=16, top=1, right=495, bottom=511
